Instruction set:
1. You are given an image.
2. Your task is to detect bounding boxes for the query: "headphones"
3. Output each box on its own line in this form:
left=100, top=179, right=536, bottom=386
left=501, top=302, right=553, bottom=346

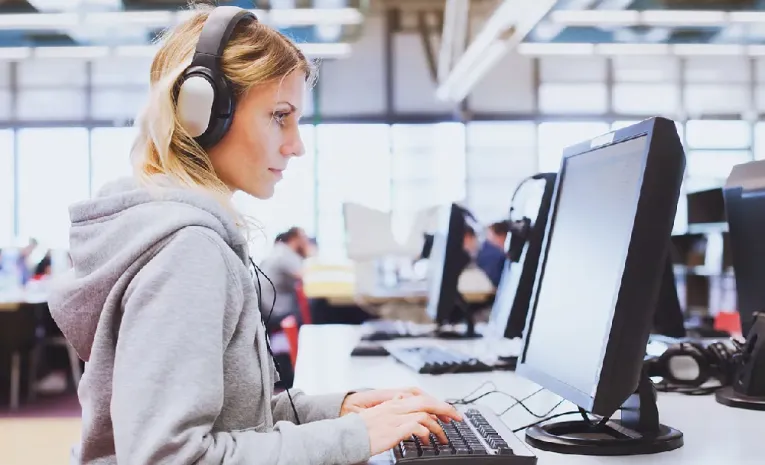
left=176, top=6, right=257, bottom=149
left=645, top=340, right=743, bottom=395
left=503, top=173, right=556, bottom=263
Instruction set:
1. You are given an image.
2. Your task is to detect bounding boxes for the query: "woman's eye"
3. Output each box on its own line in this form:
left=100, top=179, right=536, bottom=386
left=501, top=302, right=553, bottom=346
left=273, top=112, right=289, bottom=126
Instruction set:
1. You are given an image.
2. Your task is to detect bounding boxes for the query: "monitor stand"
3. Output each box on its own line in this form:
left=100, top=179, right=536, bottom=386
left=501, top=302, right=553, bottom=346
left=435, top=292, right=482, bottom=339
left=525, top=372, right=683, bottom=456
left=716, top=312, right=765, bottom=411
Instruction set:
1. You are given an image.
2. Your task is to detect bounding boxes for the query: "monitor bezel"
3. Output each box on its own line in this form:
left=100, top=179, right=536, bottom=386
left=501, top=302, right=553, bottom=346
left=516, top=117, right=686, bottom=416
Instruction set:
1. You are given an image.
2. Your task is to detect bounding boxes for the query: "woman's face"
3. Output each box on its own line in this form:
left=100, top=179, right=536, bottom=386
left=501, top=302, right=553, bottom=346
left=209, top=70, right=306, bottom=199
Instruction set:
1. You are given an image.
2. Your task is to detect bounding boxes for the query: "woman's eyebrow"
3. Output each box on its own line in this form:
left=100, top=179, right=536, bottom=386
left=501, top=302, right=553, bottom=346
left=275, top=101, right=297, bottom=112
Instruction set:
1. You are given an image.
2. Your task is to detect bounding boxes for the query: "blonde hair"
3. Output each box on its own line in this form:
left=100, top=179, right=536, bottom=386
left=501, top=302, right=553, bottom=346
left=131, top=4, right=313, bottom=225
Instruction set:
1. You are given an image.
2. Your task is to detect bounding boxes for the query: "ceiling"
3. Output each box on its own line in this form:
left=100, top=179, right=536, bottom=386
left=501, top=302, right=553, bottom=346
left=524, top=0, right=765, bottom=53
left=0, top=0, right=368, bottom=58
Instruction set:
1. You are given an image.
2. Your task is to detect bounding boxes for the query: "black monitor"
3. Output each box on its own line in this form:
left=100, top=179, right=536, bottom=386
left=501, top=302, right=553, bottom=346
left=516, top=117, right=686, bottom=456
left=723, top=160, right=765, bottom=337
left=715, top=160, right=765, bottom=410
left=488, top=173, right=556, bottom=340
left=425, top=203, right=476, bottom=338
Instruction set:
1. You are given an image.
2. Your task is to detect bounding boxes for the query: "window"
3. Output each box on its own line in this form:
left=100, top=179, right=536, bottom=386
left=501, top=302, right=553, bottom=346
left=0, top=130, right=13, bottom=245
left=466, top=122, right=536, bottom=221
left=391, top=123, right=465, bottom=239
left=537, top=122, right=610, bottom=173
left=316, top=124, right=391, bottom=258
left=91, top=127, right=137, bottom=195
left=686, top=150, right=752, bottom=183
left=17, top=128, right=89, bottom=248
left=686, top=120, right=751, bottom=150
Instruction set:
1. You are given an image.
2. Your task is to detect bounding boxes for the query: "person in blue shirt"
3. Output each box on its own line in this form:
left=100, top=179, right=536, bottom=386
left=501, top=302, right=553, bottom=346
left=464, top=222, right=509, bottom=288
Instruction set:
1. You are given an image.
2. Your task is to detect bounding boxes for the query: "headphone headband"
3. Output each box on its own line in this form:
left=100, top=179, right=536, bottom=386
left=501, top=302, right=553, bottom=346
left=192, top=6, right=257, bottom=70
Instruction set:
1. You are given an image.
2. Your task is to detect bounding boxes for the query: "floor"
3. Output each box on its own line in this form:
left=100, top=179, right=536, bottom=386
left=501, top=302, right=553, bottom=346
left=0, top=393, right=81, bottom=465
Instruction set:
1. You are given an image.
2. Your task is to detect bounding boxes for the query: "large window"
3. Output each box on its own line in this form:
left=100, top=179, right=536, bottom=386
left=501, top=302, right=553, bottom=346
left=91, top=127, right=137, bottom=195
left=0, top=130, right=13, bottom=245
left=316, top=124, right=391, bottom=258
left=391, top=123, right=465, bottom=238
left=17, top=128, right=89, bottom=248
left=466, top=122, right=536, bottom=222
left=537, top=122, right=610, bottom=173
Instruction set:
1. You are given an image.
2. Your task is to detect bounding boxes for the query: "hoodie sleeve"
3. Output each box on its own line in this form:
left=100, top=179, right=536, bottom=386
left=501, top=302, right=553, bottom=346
left=111, top=228, right=371, bottom=465
left=271, top=390, right=350, bottom=423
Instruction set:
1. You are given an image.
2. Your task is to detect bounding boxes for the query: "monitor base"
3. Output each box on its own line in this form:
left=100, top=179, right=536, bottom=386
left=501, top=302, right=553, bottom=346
left=525, top=419, right=683, bottom=456
left=715, top=386, right=765, bottom=411
left=526, top=371, right=683, bottom=456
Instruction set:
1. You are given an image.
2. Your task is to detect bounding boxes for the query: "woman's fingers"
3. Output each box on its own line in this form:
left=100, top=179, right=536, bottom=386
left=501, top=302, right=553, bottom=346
left=391, top=395, right=463, bottom=422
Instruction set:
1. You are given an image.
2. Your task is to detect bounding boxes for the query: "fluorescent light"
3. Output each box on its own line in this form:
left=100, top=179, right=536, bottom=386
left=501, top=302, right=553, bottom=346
left=34, top=46, right=110, bottom=59
left=84, top=11, right=174, bottom=27
left=0, top=47, right=31, bottom=60
left=517, top=42, right=595, bottom=56
left=0, top=13, right=77, bottom=30
left=549, top=9, right=639, bottom=26
left=673, top=44, right=744, bottom=56
left=747, top=45, right=765, bottom=56
left=729, top=11, right=765, bottom=23
left=297, top=42, right=352, bottom=58
left=596, top=43, right=670, bottom=55
left=267, top=8, right=363, bottom=26
left=641, top=10, right=726, bottom=26
left=113, top=45, right=161, bottom=58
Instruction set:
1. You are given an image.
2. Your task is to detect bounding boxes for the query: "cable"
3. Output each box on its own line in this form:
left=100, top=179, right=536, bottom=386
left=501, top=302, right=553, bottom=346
left=497, top=387, right=547, bottom=417
left=249, top=256, right=302, bottom=426
left=511, top=411, right=580, bottom=434
left=446, top=381, right=498, bottom=405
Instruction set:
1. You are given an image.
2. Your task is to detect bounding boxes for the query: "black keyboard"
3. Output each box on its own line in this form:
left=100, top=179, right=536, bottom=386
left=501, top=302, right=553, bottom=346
left=390, top=406, right=537, bottom=464
left=387, top=346, right=493, bottom=374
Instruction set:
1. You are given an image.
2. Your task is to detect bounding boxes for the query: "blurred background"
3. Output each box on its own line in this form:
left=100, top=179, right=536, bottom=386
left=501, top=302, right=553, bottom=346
left=0, top=0, right=759, bottom=461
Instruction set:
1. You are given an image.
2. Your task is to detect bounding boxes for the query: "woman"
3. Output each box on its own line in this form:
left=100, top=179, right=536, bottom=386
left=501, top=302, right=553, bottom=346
left=50, top=5, right=460, bottom=464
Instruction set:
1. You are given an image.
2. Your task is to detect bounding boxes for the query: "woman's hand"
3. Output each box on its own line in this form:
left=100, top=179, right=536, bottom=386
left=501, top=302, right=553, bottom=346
left=340, top=387, right=423, bottom=415
left=357, top=394, right=463, bottom=456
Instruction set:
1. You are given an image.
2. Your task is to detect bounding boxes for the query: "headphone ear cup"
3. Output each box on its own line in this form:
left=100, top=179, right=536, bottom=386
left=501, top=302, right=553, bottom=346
left=661, top=343, right=710, bottom=387
left=194, top=76, right=236, bottom=149
left=177, top=73, right=216, bottom=138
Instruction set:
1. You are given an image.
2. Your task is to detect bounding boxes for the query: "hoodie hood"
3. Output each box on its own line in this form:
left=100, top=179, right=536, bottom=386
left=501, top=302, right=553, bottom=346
left=49, top=176, right=249, bottom=361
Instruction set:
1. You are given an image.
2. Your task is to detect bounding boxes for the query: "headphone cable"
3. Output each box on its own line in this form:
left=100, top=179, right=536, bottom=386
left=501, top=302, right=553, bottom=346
left=249, top=256, right=302, bottom=425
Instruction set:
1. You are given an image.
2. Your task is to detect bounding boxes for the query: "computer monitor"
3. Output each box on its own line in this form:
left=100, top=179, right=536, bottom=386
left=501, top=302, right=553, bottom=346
left=488, top=173, right=556, bottom=340
left=723, top=160, right=765, bottom=337
left=516, top=117, right=686, bottom=456
left=716, top=159, right=765, bottom=410
left=425, top=203, right=476, bottom=338
left=652, top=252, right=686, bottom=338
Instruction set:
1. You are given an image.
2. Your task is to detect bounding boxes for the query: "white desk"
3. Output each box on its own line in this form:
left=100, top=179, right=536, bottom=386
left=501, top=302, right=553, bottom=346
left=293, top=325, right=764, bottom=465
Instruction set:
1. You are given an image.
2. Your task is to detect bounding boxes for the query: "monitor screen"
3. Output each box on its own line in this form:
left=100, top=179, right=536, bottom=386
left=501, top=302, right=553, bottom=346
left=524, top=135, right=647, bottom=398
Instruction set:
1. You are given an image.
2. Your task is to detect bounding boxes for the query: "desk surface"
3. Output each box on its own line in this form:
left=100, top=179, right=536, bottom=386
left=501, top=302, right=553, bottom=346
left=293, top=325, right=763, bottom=465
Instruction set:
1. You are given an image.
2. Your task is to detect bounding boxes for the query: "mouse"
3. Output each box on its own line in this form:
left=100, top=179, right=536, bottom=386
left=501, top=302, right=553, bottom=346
left=351, top=344, right=390, bottom=357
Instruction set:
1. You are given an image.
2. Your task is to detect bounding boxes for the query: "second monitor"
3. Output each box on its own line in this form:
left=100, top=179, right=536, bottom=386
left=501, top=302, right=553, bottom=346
left=516, top=117, right=686, bottom=456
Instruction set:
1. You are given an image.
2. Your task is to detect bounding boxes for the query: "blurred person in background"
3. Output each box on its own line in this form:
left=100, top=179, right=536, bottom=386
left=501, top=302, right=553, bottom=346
left=463, top=222, right=507, bottom=288
left=47, top=5, right=459, bottom=465
left=260, top=226, right=310, bottom=332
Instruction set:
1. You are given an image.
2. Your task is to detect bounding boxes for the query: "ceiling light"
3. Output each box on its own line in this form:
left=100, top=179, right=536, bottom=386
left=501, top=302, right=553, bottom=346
left=0, top=47, right=32, bottom=60
left=34, top=46, right=110, bottom=59
left=549, top=9, right=639, bottom=26
left=84, top=11, right=174, bottom=28
left=516, top=42, right=595, bottom=56
left=727, top=11, right=765, bottom=23
left=596, top=43, right=670, bottom=55
left=297, top=42, right=352, bottom=58
left=0, top=13, right=77, bottom=30
left=672, top=44, right=744, bottom=56
left=641, top=10, right=726, bottom=26
left=267, top=8, right=363, bottom=26
left=113, top=45, right=161, bottom=58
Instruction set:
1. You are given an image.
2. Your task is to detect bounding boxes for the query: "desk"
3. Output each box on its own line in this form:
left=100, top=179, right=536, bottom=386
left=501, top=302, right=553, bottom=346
left=293, top=325, right=764, bottom=465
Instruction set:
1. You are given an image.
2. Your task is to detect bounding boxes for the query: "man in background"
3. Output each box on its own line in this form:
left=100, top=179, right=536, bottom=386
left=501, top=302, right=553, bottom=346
left=259, top=227, right=310, bottom=333
left=464, top=222, right=508, bottom=288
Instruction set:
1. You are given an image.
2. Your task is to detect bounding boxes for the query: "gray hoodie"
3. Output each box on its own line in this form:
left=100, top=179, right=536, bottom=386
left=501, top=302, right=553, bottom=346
left=49, top=176, right=371, bottom=465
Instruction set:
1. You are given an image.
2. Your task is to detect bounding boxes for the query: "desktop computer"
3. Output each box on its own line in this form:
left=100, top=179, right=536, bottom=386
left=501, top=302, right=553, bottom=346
left=715, top=159, right=765, bottom=410
left=516, top=117, right=686, bottom=456
left=488, top=173, right=556, bottom=341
